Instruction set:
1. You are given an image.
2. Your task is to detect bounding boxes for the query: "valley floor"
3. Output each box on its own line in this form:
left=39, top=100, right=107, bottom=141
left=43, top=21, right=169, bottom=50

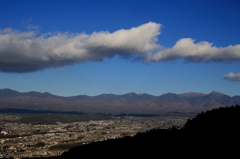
left=0, top=115, right=188, bottom=158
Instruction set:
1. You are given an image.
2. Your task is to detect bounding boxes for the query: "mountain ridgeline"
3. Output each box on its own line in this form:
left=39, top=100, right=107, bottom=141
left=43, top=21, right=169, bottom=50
left=0, top=89, right=240, bottom=114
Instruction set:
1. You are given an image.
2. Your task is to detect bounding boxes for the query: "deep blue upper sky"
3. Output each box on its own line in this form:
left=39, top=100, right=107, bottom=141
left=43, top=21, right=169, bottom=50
left=0, top=0, right=240, bottom=96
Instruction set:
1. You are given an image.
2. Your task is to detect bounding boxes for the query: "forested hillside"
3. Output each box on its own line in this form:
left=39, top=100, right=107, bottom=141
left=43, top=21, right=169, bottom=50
left=46, top=105, right=240, bottom=158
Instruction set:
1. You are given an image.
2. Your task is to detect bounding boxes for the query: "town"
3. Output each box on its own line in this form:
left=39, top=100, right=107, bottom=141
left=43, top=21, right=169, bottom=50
left=0, top=114, right=189, bottom=158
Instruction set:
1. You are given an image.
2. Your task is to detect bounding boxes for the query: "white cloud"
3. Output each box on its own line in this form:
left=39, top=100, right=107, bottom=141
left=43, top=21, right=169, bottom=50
left=145, top=38, right=240, bottom=62
left=223, top=72, right=240, bottom=81
left=1, top=21, right=240, bottom=73
left=0, top=22, right=161, bottom=72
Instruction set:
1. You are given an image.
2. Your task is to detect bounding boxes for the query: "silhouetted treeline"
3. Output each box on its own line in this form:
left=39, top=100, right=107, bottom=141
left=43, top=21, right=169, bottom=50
left=24, top=105, right=240, bottom=158
left=184, top=105, right=240, bottom=133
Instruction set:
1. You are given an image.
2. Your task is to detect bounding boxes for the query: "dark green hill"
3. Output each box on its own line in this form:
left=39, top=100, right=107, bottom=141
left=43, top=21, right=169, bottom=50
left=19, top=114, right=73, bottom=125
left=0, top=108, right=84, bottom=114
left=18, top=113, right=112, bottom=125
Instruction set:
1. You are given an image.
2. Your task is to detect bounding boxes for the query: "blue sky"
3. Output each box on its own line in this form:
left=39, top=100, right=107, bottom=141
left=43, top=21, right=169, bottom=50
left=0, top=0, right=240, bottom=97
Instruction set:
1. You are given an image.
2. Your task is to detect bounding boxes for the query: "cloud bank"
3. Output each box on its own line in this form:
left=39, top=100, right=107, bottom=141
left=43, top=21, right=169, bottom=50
left=1, top=22, right=240, bottom=73
left=0, top=22, right=161, bottom=72
left=223, top=72, right=240, bottom=82
left=145, top=38, right=240, bottom=62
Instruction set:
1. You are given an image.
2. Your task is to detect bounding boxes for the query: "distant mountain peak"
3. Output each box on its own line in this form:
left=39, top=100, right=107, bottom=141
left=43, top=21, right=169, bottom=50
left=162, top=92, right=177, bottom=95
left=128, top=92, right=144, bottom=96
left=0, top=88, right=20, bottom=97
left=0, top=88, right=17, bottom=92
left=210, top=91, right=227, bottom=96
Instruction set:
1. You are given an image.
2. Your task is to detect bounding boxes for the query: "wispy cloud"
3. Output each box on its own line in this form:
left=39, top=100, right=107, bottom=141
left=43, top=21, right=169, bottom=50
left=26, top=25, right=40, bottom=30
left=223, top=72, right=240, bottom=82
left=145, top=38, right=240, bottom=62
left=21, top=18, right=33, bottom=25
left=0, top=22, right=161, bottom=72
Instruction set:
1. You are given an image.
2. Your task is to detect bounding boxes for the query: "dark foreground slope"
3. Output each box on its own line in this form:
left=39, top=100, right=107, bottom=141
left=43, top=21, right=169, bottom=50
left=40, top=105, right=240, bottom=158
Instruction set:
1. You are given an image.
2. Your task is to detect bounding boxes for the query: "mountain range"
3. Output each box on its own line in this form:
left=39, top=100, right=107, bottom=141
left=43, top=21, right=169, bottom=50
left=0, top=89, right=240, bottom=114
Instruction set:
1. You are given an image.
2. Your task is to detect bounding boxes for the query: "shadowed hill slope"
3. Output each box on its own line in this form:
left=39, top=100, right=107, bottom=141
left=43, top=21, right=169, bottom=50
left=42, top=105, right=240, bottom=158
